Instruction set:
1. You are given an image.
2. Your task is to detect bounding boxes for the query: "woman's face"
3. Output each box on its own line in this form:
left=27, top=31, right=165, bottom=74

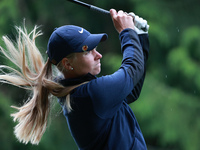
left=71, top=48, right=102, bottom=77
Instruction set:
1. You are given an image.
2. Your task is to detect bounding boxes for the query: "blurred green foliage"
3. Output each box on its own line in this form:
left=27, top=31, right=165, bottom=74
left=0, top=0, right=200, bottom=150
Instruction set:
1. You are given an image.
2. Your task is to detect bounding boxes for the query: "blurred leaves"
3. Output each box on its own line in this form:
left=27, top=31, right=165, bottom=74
left=131, top=75, right=200, bottom=150
left=167, top=26, right=200, bottom=94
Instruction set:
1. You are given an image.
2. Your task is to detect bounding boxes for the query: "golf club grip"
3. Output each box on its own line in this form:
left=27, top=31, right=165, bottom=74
left=90, top=6, right=148, bottom=32
left=90, top=5, right=110, bottom=16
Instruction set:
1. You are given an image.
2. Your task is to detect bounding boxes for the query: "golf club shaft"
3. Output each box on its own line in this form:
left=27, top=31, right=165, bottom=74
left=68, top=0, right=110, bottom=15
left=67, top=0, right=149, bottom=32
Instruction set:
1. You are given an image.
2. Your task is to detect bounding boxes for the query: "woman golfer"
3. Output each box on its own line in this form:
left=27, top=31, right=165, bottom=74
left=0, top=9, right=149, bottom=150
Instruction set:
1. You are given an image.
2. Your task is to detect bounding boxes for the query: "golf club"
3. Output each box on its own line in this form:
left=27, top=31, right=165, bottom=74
left=67, top=0, right=149, bottom=32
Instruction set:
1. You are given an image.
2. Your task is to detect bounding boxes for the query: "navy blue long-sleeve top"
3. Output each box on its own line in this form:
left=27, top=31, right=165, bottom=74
left=58, top=28, right=149, bottom=150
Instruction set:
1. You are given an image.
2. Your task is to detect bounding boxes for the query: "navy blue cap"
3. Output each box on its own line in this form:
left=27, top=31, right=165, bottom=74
left=47, top=25, right=108, bottom=65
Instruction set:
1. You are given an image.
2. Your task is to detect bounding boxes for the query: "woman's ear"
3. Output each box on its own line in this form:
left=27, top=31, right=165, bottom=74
left=61, top=58, right=73, bottom=71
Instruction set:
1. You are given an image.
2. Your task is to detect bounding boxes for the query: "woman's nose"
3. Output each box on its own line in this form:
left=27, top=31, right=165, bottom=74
left=94, top=50, right=102, bottom=60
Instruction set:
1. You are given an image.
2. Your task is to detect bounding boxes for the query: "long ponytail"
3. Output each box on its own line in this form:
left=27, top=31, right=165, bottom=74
left=0, top=25, right=76, bottom=145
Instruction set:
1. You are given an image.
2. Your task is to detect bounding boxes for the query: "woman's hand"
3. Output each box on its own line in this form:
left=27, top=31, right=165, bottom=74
left=110, top=9, right=135, bottom=33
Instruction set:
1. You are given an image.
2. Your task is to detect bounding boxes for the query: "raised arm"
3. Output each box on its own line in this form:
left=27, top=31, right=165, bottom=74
left=86, top=9, right=145, bottom=118
left=125, top=33, right=149, bottom=104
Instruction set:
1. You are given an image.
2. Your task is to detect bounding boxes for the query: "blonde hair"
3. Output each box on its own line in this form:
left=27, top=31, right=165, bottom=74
left=0, top=25, right=82, bottom=145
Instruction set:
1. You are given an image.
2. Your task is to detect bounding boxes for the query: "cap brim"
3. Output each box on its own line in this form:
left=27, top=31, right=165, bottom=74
left=78, top=33, right=108, bottom=52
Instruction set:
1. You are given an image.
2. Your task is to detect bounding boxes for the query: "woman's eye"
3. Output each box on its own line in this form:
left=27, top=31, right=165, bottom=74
left=84, top=51, right=90, bottom=55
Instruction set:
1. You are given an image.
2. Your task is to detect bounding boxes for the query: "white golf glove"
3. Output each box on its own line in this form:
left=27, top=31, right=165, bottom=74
left=129, top=12, right=149, bottom=34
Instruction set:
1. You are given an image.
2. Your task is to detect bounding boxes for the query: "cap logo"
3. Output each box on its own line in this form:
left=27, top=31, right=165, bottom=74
left=78, top=28, right=84, bottom=34
left=82, top=45, right=88, bottom=51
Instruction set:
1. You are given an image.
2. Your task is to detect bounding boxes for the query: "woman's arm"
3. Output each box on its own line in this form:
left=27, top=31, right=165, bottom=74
left=86, top=29, right=144, bottom=118
left=125, top=34, right=149, bottom=104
